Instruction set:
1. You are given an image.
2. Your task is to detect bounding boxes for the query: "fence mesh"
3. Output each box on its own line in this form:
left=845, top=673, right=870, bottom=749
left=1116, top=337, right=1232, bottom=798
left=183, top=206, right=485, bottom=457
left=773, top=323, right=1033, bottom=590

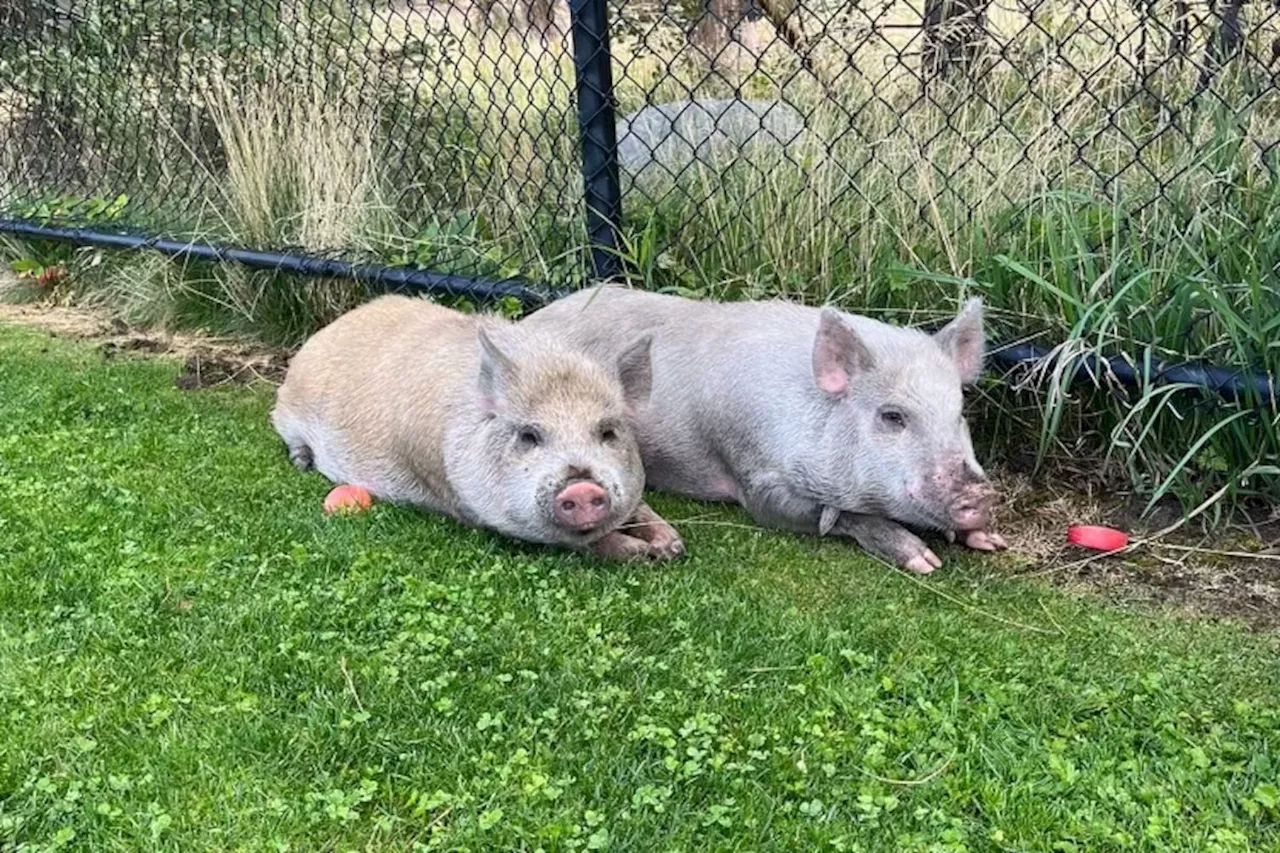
left=0, top=1, right=589, bottom=286
left=1, top=0, right=1278, bottom=296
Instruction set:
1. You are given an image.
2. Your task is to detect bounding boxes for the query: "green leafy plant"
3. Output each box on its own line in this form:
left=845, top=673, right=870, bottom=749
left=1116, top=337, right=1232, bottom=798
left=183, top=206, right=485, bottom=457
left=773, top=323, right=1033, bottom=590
left=5, top=194, right=130, bottom=296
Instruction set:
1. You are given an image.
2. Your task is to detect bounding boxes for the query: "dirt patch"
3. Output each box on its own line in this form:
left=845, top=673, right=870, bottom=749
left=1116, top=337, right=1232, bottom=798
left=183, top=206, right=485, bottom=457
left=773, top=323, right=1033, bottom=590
left=99, top=336, right=168, bottom=356
left=993, top=471, right=1280, bottom=631
left=0, top=301, right=116, bottom=338
left=173, top=351, right=289, bottom=389
left=0, top=300, right=291, bottom=388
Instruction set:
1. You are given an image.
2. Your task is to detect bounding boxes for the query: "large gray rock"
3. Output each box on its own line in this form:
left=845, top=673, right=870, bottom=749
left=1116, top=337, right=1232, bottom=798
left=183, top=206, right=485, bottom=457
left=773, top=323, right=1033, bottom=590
left=615, top=98, right=807, bottom=184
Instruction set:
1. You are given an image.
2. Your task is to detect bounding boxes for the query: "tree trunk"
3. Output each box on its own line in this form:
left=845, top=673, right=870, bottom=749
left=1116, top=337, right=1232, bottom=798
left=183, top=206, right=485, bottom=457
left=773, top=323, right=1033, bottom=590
left=921, top=0, right=989, bottom=80
left=520, top=0, right=570, bottom=43
left=1213, top=0, right=1246, bottom=62
left=1197, top=0, right=1246, bottom=91
left=755, top=0, right=838, bottom=94
left=694, top=0, right=744, bottom=57
left=1170, top=0, right=1191, bottom=58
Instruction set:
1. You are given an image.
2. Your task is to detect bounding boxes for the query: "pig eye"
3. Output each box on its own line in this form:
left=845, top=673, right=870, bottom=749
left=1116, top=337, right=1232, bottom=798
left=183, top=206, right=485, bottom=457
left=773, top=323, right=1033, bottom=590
left=880, top=409, right=907, bottom=429
left=598, top=422, right=619, bottom=443
left=516, top=427, right=542, bottom=449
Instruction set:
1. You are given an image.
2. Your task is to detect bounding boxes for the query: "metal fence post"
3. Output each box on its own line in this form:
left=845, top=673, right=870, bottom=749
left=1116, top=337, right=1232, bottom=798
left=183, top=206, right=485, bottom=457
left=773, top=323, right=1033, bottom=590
left=569, top=0, right=623, bottom=282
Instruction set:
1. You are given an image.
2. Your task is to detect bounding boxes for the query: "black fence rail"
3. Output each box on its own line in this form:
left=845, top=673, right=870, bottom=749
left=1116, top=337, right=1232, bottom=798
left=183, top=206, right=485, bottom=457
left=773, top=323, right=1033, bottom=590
left=1, top=0, right=1277, bottom=299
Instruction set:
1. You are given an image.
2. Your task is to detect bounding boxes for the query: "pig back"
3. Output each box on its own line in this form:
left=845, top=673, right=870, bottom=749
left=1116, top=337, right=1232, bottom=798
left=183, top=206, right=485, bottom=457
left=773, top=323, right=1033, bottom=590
left=279, top=295, right=483, bottom=508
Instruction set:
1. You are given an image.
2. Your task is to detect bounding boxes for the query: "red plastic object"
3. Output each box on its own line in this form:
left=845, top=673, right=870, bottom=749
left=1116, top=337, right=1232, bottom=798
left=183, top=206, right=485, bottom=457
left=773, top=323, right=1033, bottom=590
left=324, top=484, right=373, bottom=516
left=1067, top=525, right=1129, bottom=552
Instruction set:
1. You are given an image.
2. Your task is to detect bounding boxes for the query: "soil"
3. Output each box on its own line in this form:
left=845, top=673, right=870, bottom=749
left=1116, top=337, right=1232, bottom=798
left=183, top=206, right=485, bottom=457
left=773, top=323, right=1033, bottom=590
left=3, top=298, right=1278, bottom=631
left=992, top=472, right=1280, bottom=631
left=0, top=302, right=290, bottom=388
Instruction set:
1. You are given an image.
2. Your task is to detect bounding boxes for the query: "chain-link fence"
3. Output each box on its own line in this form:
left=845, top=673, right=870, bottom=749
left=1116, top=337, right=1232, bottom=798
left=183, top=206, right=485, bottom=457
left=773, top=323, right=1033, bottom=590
left=1, top=0, right=1277, bottom=304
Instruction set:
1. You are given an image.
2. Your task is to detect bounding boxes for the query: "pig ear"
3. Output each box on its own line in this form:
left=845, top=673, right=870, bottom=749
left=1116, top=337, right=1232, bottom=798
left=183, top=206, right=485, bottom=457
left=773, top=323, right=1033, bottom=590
left=933, top=297, right=985, bottom=386
left=812, top=308, right=874, bottom=397
left=476, top=327, right=518, bottom=412
left=616, top=335, right=653, bottom=410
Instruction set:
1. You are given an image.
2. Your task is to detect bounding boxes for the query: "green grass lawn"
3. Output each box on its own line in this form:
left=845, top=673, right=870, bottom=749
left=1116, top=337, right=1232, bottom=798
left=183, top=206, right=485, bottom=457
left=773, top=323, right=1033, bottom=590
left=1, top=323, right=1278, bottom=852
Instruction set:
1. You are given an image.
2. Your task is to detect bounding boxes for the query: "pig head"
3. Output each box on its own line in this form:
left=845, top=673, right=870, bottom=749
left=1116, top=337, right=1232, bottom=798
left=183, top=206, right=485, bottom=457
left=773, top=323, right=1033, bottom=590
left=808, top=298, right=997, bottom=538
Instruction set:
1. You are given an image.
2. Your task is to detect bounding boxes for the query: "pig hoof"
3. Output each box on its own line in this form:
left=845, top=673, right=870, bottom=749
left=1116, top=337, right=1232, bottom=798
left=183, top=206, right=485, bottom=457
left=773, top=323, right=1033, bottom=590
left=635, top=523, right=685, bottom=560
left=288, top=444, right=314, bottom=471
left=958, top=529, right=1007, bottom=551
left=589, top=531, right=651, bottom=562
left=835, top=513, right=942, bottom=575
left=904, top=550, right=941, bottom=575
left=648, top=533, right=685, bottom=560
left=621, top=502, right=686, bottom=561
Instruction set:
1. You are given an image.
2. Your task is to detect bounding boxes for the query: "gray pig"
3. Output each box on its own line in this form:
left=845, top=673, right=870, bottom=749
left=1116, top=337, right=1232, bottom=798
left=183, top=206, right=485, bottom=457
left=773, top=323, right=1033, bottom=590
left=522, top=286, right=1004, bottom=573
left=271, top=294, right=685, bottom=561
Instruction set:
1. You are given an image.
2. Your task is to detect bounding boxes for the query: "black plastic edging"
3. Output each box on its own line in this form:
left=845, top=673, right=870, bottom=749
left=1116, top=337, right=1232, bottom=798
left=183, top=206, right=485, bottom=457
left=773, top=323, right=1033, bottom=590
left=989, top=342, right=1276, bottom=408
left=0, top=220, right=557, bottom=305
left=2, top=218, right=1274, bottom=409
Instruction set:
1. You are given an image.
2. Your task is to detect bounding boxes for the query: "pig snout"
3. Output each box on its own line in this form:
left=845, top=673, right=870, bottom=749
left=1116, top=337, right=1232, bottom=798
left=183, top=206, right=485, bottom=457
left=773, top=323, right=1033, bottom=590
left=921, top=459, right=995, bottom=531
left=553, top=480, right=612, bottom=531
left=949, top=485, right=993, bottom=530
left=948, top=473, right=996, bottom=531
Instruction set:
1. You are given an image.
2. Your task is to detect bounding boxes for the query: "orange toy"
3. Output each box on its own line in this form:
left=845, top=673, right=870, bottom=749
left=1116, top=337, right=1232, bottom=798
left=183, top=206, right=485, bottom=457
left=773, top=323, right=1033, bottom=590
left=324, top=484, right=374, bottom=516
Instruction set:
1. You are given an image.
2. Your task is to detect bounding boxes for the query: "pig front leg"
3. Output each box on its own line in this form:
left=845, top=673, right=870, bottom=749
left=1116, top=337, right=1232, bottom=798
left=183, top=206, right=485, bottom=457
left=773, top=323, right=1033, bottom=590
left=831, top=512, right=943, bottom=575
left=621, top=501, right=686, bottom=559
left=589, top=501, right=685, bottom=561
left=590, top=532, right=655, bottom=561
left=735, top=475, right=941, bottom=573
